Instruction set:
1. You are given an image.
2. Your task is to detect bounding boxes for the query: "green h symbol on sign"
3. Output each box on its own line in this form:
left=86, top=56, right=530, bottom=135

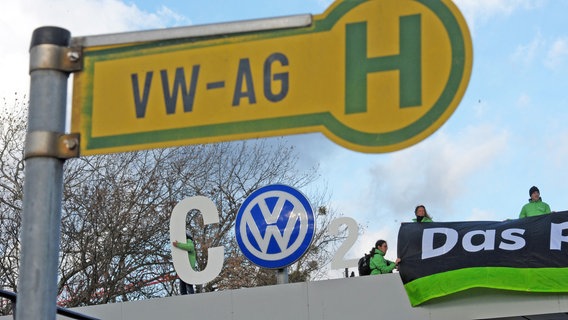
left=345, top=14, right=422, bottom=114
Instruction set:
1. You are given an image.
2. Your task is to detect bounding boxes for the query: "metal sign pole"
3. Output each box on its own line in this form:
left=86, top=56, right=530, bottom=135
left=17, top=26, right=76, bottom=320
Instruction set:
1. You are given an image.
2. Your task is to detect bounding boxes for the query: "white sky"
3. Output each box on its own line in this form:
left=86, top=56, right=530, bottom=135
left=2, top=0, right=568, bottom=278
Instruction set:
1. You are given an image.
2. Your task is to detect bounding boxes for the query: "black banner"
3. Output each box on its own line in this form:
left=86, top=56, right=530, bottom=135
left=397, top=211, right=568, bottom=305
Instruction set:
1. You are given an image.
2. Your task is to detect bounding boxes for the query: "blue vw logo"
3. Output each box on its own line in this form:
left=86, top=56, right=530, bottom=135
left=235, top=184, right=315, bottom=269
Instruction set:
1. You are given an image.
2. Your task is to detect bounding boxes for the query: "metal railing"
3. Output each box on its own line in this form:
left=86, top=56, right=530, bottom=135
left=0, top=289, right=100, bottom=320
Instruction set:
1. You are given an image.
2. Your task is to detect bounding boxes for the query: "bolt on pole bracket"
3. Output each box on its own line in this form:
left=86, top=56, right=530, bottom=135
left=24, top=131, right=80, bottom=160
left=29, top=44, right=83, bottom=73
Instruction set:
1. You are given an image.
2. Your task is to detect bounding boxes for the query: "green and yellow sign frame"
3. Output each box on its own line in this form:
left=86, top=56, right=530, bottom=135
left=72, top=0, right=472, bottom=155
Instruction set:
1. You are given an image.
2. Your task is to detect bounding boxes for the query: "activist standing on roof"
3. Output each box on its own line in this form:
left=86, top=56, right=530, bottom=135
left=370, top=240, right=401, bottom=275
left=172, top=231, right=197, bottom=294
left=519, top=186, right=551, bottom=218
left=412, top=205, right=433, bottom=222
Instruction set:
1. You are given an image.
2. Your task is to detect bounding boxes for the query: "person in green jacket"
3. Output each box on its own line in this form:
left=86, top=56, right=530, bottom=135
left=519, top=186, right=551, bottom=218
left=412, top=205, right=433, bottom=222
left=172, top=231, right=197, bottom=294
left=369, top=240, right=400, bottom=275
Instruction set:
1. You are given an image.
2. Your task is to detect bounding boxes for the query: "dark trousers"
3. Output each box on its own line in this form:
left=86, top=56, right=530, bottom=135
left=180, top=279, right=194, bottom=295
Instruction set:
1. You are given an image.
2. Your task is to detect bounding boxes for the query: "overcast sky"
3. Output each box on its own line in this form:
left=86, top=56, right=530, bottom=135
left=2, top=0, right=568, bottom=278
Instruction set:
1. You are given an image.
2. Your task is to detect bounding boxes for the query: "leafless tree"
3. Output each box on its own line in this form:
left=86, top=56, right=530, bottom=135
left=59, top=149, right=182, bottom=306
left=0, top=99, right=347, bottom=311
left=0, top=96, right=26, bottom=315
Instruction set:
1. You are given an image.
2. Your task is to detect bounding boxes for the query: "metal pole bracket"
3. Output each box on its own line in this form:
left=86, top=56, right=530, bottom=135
left=29, top=44, right=83, bottom=73
left=24, top=131, right=80, bottom=160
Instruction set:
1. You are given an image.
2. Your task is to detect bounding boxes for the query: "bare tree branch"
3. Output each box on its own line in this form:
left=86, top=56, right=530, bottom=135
left=0, top=98, right=347, bottom=312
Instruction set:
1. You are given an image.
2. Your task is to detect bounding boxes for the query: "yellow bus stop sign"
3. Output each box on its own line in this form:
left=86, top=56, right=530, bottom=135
left=72, top=0, right=472, bottom=155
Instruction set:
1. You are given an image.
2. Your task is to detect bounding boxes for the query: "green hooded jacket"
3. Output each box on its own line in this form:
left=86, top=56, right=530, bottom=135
left=370, top=248, right=396, bottom=275
left=519, top=198, right=551, bottom=218
left=175, top=238, right=197, bottom=270
left=412, top=216, right=433, bottom=222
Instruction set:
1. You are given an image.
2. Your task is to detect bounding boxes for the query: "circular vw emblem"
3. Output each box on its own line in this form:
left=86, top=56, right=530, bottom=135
left=235, top=184, right=315, bottom=269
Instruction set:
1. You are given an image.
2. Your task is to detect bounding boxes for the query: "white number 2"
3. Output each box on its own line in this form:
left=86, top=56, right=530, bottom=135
left=328, top=217, right=359, bottom=269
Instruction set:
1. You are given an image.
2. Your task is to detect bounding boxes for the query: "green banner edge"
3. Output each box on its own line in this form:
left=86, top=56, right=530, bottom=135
left=403, top=266, right=568, bottom=306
